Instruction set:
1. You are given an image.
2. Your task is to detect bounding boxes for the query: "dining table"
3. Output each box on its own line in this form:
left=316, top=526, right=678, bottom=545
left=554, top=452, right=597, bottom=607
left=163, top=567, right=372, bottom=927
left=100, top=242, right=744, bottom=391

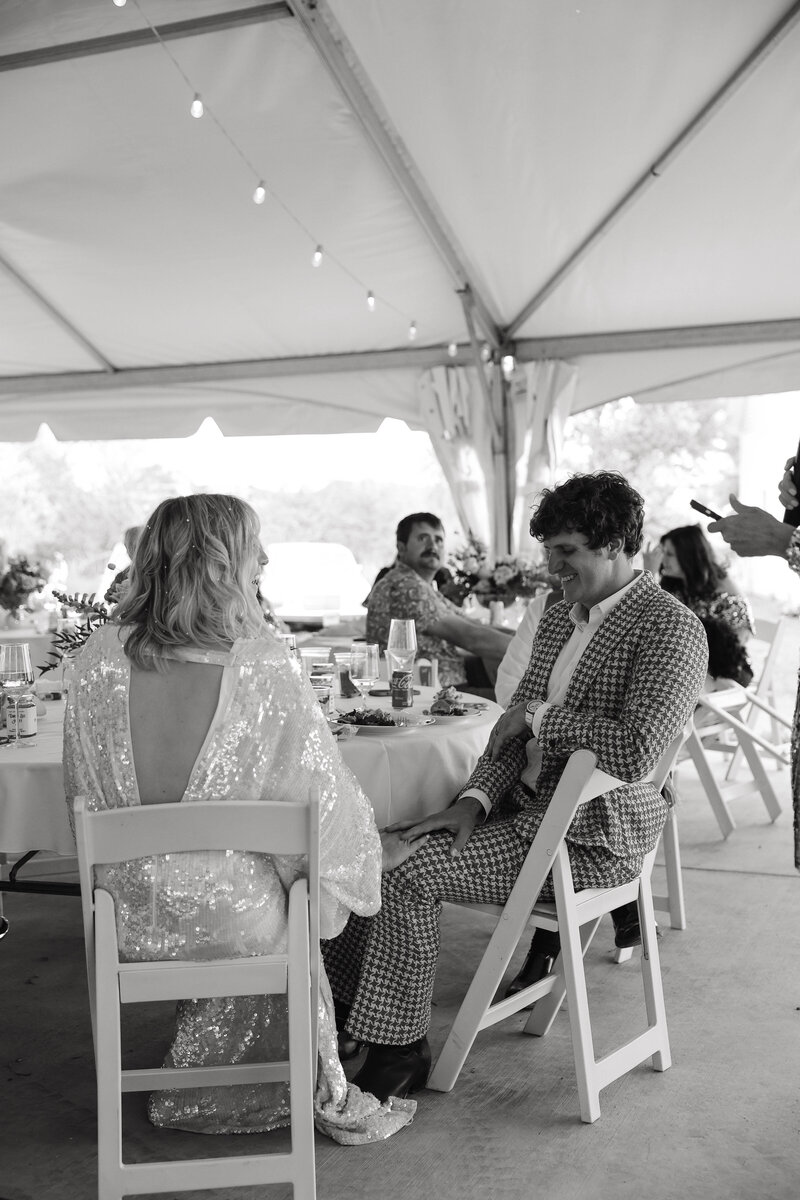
left=0, top=689, right=502, bottom=913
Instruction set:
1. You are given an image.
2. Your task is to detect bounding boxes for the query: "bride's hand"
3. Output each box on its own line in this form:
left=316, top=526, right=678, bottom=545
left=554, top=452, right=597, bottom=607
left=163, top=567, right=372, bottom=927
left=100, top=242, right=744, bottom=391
left=380, top=828, right=428, bottom=872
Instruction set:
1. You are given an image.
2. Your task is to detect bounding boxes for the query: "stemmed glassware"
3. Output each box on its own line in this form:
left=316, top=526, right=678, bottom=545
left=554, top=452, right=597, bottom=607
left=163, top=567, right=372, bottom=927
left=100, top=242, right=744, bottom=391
left=349, top=643, right=379, bottom=709
left=0, top=643, right=35, bottom=749
left=386, top=619, right=418, bottom=656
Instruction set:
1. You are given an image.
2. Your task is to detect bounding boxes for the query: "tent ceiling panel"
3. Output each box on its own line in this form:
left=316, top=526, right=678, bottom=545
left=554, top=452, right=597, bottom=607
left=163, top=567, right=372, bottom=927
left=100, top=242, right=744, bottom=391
left=1, top=0, right=799, bottom=449
left=330, top=0, right=794, bottom=331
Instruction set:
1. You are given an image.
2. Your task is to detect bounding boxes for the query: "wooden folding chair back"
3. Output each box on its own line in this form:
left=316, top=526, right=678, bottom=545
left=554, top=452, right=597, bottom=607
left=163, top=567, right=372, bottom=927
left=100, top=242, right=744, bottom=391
left=428, top=733, right=684, bottom=1123
left=74, top=794, right=320, bottom=1200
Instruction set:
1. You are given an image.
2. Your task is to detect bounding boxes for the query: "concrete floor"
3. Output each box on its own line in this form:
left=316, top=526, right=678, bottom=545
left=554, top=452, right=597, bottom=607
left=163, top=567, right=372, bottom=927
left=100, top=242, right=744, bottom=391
left=2, top=750, right=798, bottom=1200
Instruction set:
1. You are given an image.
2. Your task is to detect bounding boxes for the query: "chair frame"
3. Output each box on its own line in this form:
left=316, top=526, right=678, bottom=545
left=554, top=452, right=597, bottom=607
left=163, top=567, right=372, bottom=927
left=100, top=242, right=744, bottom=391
left=74, top=794, right=320, bottom=1200
left=427, top=733, right=683, bottom=1123
left=682, top=689, right=785, bottom=838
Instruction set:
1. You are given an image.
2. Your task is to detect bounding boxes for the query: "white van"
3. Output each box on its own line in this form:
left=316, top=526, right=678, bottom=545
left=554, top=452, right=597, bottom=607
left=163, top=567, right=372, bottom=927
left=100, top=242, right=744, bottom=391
left=263, top=542, right=370, bottom=626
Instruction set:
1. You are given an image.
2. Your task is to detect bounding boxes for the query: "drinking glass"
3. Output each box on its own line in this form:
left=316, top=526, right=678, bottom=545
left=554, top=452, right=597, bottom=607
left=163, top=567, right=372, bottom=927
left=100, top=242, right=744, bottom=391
left=0, top=643, right=35, bottom=750
left=349, top=643, right=380, bottom=709
left=387, top=619, right=418, bottom=656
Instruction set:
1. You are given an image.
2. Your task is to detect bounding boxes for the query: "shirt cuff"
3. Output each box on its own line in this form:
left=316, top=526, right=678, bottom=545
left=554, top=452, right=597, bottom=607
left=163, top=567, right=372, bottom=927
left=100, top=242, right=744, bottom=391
left=459, top=789, right=491, bottom=819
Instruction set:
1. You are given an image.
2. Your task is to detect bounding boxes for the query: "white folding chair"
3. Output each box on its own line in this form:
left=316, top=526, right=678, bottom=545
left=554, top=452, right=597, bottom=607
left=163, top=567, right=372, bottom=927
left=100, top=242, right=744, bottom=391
left=428, top=734, right=683, bottom=1123
left=74, top=795, right=320, bottom=1200
left=681, top=689, right=785, bottom=837
left=725, top=616, right=793, bottom=779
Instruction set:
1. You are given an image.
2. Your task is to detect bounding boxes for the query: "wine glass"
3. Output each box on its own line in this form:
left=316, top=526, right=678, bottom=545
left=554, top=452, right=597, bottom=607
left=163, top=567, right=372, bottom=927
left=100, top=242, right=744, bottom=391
left=349, top=643, right=379, bottom=709
left=387, top=619, right=417, bottom=655
left=0, top=643, right=35, bottom=750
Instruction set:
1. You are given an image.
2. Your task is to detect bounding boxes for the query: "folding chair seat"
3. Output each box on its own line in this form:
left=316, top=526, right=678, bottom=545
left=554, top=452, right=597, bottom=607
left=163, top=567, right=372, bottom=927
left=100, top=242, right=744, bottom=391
left=74, top=795, right=320, bottom=1200
left=681, top=689, right=785, bottom=837
left=427, top=733, right=683, bottom=1124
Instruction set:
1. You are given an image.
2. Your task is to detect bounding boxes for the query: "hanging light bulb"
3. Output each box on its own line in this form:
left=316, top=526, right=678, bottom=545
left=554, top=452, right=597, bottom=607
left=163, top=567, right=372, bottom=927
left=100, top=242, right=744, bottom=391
left=447, top=341, right=458, bottom=358
left=253, top=182, right=266, bottom=204
left=408, top=320, right=417, bottom=341
left=190, top=93, right=204, bottom=119
left=480, top=342, right=491, bottom=362
left=312, top=245, right=323, bottom=268
left=366, top=291, right=376, bottom=312
left=501, top=354, right=516, bottom=377
left=113, top=0, right=127, bottom=7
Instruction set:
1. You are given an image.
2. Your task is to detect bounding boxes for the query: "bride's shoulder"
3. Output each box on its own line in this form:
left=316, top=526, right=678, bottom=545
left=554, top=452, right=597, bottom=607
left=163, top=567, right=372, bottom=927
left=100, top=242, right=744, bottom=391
left=230, top=631, right=292, bottom=667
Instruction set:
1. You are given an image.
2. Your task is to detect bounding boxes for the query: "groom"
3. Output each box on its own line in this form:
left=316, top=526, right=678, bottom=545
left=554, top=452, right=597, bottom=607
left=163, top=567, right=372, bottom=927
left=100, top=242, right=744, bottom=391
left=324, top=471, right=708, bottom=1101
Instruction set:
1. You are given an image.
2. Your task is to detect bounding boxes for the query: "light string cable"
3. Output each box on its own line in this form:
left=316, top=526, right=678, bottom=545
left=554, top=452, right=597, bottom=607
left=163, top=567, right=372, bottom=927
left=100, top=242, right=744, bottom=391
left=123, top=0, right=419, bottom=338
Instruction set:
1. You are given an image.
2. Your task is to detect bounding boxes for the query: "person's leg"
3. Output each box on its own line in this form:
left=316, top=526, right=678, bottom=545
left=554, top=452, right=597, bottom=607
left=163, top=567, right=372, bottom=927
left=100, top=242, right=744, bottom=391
left=324, top=814, right=530, bottom=1098
left=506, top=842, right=646, bottom=996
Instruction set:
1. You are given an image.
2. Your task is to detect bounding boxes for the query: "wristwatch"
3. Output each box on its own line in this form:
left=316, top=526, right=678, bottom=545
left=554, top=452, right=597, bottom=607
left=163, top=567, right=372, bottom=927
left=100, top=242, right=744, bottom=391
left=524, top=699, right=543, bottom=730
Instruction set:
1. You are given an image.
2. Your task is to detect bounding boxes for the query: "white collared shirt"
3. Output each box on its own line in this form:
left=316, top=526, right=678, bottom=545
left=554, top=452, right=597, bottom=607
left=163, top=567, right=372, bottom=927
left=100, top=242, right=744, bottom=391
left=466, top=570, right=642, bottom=815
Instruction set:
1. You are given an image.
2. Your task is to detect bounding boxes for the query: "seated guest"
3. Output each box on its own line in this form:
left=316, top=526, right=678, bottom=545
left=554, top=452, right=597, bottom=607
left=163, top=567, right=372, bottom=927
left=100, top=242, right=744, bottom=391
left=366, top=512, right=512, bottom=689
left=63, top=493, right=421, bottom=1143
left=645, top=524, right=755, bottom=644
left=494, top=575, right=563, bottom=708
left=324, top=472, right=708, bottom=1101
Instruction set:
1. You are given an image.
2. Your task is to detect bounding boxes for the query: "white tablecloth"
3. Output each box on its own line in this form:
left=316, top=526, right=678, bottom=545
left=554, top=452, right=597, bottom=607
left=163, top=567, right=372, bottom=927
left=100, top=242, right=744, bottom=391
left=0, top=692, right=501, bottom=856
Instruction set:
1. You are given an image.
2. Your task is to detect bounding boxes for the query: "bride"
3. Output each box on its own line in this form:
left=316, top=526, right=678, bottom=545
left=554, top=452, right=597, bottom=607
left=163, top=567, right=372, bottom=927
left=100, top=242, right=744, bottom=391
left=63, top=493, right=420, bottom=1143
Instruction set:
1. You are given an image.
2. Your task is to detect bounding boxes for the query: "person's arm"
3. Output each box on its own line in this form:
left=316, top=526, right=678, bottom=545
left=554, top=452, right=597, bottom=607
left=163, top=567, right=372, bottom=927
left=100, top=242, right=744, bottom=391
left=426, top=610, right=513, bottom=660
left=494, top=596, right=545, bottom=708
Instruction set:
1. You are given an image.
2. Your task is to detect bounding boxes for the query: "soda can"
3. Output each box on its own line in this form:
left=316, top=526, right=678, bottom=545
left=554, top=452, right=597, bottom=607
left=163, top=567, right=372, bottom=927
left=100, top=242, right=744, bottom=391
left=391, top=669, right=413, bottom=709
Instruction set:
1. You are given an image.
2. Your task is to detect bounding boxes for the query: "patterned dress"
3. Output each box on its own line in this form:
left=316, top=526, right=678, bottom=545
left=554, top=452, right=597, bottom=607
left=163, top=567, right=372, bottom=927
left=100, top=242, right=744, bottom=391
left=324, top=572, right=708, bottom=1045
left=366, top=560, right=467, bottom=687
left=63, top=622, right=415, bottom=1142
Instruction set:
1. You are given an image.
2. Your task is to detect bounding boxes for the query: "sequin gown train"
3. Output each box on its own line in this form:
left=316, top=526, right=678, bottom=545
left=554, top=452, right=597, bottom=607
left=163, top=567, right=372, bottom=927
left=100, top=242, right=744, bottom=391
left=63, top=623, right=415, bottom=1142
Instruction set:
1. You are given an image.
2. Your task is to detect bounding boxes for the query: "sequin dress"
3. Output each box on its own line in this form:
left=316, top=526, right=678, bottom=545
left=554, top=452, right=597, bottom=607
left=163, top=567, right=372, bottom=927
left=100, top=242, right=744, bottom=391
left=63, top=622, right=415, bottom=1142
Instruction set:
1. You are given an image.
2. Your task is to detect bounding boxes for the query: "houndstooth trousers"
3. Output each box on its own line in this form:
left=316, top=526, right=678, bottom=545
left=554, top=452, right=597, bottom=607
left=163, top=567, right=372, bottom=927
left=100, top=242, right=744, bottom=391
left=322, top=786, right=653, bottom=1046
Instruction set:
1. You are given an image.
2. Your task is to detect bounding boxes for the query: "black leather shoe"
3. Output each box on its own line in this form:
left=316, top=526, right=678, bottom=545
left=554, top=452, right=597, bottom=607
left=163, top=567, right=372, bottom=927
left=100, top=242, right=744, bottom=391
left=352, top=1037, right=431, bottom=1103
left=334, top=1000, right=366, bottom=1062
left=338, top=1031, right=366, bottom=1062
left=611, top=901, right=642, bottom=949
left=505, top=949, right=555, bottom=997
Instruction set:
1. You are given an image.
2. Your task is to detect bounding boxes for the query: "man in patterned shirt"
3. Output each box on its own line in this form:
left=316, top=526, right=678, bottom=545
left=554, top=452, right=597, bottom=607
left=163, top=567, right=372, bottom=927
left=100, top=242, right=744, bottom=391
left=365, top=512, right=511, bottom=688
left=325, top=473, right=708, bottom=1104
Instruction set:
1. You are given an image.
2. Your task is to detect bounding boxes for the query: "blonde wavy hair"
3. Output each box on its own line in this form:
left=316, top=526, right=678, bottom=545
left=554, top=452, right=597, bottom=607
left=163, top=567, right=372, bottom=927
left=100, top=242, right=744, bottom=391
left=116, top=494, right=267, bottom=669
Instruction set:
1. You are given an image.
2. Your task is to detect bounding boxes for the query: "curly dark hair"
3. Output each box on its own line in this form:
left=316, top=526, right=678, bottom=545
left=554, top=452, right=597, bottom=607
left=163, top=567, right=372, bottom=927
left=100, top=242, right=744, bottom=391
left=660, top=524, right=726, bottom=601
left=529, top=471, right=644, bottom=556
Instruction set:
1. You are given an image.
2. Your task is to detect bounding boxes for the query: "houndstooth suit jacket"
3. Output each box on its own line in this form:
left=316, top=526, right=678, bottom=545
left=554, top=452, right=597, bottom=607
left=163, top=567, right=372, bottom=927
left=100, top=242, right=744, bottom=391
left=462, top=571, right=708, bottom=861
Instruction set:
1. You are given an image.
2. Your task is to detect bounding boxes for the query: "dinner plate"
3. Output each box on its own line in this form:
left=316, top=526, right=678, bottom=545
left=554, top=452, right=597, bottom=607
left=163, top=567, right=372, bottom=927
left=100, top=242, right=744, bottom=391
left=332, top=715, right=436, bottom=735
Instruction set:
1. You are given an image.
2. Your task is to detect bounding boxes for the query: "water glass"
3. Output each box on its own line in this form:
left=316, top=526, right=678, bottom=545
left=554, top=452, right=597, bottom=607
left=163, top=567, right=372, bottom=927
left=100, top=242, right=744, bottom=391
left=387, top=619, right=417, bottom=655
left=0, top=643, right=35, bottom=750
left=349, top=643, right=380, bottom=708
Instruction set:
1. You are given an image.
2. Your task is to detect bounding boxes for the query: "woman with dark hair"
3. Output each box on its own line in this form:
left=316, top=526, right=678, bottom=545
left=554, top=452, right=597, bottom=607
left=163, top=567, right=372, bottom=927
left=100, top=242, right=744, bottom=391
left=647, top=524, right=755, bottom=650
left=63, top=493, right=419, bottom=1142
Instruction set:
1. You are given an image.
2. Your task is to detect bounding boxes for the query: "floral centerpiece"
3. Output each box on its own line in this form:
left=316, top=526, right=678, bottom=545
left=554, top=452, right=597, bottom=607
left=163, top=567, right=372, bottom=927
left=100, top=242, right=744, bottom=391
left=441, top=539, right=550, bottom=607
left=0, top=555, right=47, bottom=621
left=39, top=590, right=112, bottom=677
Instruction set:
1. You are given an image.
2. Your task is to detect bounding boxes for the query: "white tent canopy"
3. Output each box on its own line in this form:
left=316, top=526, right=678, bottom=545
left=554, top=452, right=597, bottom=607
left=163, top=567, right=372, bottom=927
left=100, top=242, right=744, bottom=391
left=2, top=0, right=800, bottom=548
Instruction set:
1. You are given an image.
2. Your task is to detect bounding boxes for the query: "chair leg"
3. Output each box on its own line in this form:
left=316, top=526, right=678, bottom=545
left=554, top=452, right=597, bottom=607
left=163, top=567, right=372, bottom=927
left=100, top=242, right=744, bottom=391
left=661, top=807, right=686, bottom=930
left=637, top=877, right=671, bottom=1073
left=523, top=920, right=599, bottom=1036
left=94, top=896, right=124, bottom=1200
left=736, top=729, right=783, bottom=823
left=287, top=886, right=317, bottom=1200
left=684, top=731, right=736, bottom=837
left=555, top=897, right=602, bottom=1123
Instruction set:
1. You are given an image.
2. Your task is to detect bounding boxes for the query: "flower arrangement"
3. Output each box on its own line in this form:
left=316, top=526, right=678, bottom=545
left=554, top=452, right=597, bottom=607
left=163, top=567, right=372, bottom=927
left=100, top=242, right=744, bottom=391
left=0, top=555, right=47, bottom=617
left=441, top=539, right=550, bottom=607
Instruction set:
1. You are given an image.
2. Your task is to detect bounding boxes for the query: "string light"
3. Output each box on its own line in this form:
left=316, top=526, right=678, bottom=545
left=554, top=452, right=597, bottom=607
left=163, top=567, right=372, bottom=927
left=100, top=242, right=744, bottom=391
left=447, top=342, right=458, bottom=358
left=112, top=0, right=127, bottom=7
left=129, top=1, right=417, bottom=331
left=501, top=354, right=516, bottom=377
